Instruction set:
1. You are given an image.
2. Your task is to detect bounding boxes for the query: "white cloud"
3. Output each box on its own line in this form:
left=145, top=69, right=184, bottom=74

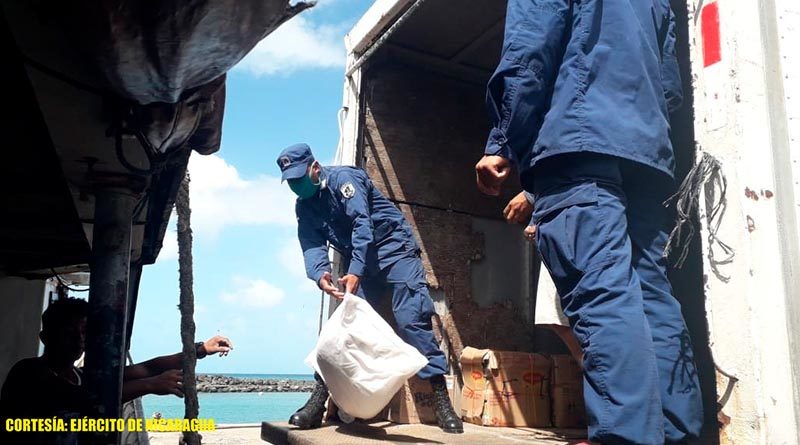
left=220, top=276, right=285, bottom=309
left=212, top=317, right=247, bottom=338
left=235, top=15, right=346, bottom=76
left=279, top=239, right=308, bottom=279
left=187, top=154, right=296, bottom=238
left=157, top=230, right=178, bottom=262
left=155, top=153, right=295, bottom=262
left=278, top=239, right=333, bottom=295
left=156, top=218, right=179, bottom=263
left=306, top=0, right=342, bottom=8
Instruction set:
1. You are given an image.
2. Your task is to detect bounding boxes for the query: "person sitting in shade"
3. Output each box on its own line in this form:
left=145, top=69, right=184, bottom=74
left=0, top=297, right=233, bottom=442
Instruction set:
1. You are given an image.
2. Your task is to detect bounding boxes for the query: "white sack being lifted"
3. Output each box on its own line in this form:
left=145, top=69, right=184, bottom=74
left=305, top=293, right=427, bottom=420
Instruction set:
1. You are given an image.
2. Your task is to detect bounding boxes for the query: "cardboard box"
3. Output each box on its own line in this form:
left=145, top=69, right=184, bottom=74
left=550, top=355, right=587, bottom=428
left=386, top=375, right=458, bottom=424
left=460, top=347, right=552, bottom=427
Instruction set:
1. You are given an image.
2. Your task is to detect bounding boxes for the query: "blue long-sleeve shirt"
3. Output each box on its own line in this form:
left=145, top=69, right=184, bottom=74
left=485, top=0, right=682, bottom=179
left=296, top=166, right=419, bottom=283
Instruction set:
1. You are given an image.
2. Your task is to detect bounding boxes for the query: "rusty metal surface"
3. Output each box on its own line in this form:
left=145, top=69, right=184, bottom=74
left=82, top=187, right=139, bottom=442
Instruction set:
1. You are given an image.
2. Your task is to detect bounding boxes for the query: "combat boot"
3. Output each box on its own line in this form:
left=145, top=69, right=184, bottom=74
left=288, top=374, right=328, bottom=429
left=429, top=375, right=463, bottom=434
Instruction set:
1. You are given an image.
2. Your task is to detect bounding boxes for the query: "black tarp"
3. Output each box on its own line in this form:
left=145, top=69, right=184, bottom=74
left=7, top=0, right=313, bottom=155
left=77, top=0, right=313, bottom=105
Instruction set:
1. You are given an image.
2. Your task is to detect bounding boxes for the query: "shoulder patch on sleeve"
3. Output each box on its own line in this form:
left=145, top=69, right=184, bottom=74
left=340, top=182, right=355, bottom=199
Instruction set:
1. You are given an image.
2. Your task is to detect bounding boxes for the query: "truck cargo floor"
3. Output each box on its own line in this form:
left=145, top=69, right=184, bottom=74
left=261, top=420, right=586, bottom=444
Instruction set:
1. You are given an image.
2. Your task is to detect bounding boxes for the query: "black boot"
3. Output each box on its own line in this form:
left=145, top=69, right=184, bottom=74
left=429, top=375, right=463, bottom=434
left=288, top=374, right=329, bottom=429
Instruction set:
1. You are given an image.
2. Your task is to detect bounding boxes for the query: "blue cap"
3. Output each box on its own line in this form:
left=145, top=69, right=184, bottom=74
left=277, top=143, right=315, bottom=181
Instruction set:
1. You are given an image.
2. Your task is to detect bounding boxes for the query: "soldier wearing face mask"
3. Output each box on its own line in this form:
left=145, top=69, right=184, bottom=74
left=276, top=143, right=462, bottom=434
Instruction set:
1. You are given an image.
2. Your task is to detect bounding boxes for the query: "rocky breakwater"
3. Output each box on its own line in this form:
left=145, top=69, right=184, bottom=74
left=196, top=375, right=315, bottom=393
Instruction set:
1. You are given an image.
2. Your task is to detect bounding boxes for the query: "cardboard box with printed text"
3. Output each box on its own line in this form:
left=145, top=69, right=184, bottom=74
left=459, top=347, right=552, bottom=427
left=385, top=374, right=458, bottom=424
left=550, top=354, right=586, bottom=428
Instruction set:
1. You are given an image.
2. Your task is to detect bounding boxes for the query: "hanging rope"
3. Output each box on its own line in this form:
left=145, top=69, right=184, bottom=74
left=663, top=152, right=733, bottom=280
left=176, top=171, right=201, bottom=445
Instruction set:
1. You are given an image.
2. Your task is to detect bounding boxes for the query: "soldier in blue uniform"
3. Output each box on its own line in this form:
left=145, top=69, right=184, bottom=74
left=277, top=143, right=462, bottom=434
left=475, top=1, right=703, bottom=444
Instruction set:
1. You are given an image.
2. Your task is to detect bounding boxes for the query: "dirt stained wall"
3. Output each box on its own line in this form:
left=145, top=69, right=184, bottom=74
left=360, top=62, right=536, bottom=365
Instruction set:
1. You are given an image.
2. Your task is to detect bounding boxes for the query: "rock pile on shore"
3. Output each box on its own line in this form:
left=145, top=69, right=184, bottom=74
left=196, top=374, right=315, bottom=393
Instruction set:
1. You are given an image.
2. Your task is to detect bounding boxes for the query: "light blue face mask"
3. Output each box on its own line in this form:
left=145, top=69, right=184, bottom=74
left=288, top=167, right=321, bottom=199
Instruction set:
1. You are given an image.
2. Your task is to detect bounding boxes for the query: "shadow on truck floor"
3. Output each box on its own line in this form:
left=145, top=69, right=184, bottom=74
left=261, top=420, right=586, bottom=445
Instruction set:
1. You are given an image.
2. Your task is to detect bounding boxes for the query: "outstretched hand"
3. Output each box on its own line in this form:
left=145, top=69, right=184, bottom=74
left=147, top=369, right=184, bottom=398
left=319, top=271, right=345, bottom=300
left=203, top=335, right=234, bottom=357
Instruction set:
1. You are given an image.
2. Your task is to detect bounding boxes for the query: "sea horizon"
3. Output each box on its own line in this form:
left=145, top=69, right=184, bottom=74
left=143, top=391, right=312, bottom=424
left=141, top=372, right=315, bottom=423
left=200, top=372, right=314, bottom=380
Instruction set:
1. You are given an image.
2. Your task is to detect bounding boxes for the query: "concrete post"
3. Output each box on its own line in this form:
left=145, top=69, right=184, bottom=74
left=83, top=184, right=139, bottom=444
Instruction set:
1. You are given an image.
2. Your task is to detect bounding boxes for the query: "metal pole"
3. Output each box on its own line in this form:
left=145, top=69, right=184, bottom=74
left=125, top=261, right=143, bottom=348
left=344, top=0, right=429, bottom=78
left=84, top=185, right=138, bottom=444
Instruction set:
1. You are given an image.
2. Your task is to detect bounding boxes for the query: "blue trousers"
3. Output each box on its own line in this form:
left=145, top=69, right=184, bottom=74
left=527, top=154, right=703, bottom=444
left=355, top=254, right=449, bottom=380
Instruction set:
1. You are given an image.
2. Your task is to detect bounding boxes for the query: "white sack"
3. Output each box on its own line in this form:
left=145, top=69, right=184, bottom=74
left=305, top=293, right=427, bottom=419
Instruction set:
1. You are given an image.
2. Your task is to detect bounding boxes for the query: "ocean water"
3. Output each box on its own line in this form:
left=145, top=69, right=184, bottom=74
left=141, top=374, right=314, bottom=424
left=206, top=373, right=314, bottom=380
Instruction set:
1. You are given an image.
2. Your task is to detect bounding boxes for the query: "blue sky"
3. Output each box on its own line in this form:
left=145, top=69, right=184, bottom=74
left=130, top=0, right=374, bottom=374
